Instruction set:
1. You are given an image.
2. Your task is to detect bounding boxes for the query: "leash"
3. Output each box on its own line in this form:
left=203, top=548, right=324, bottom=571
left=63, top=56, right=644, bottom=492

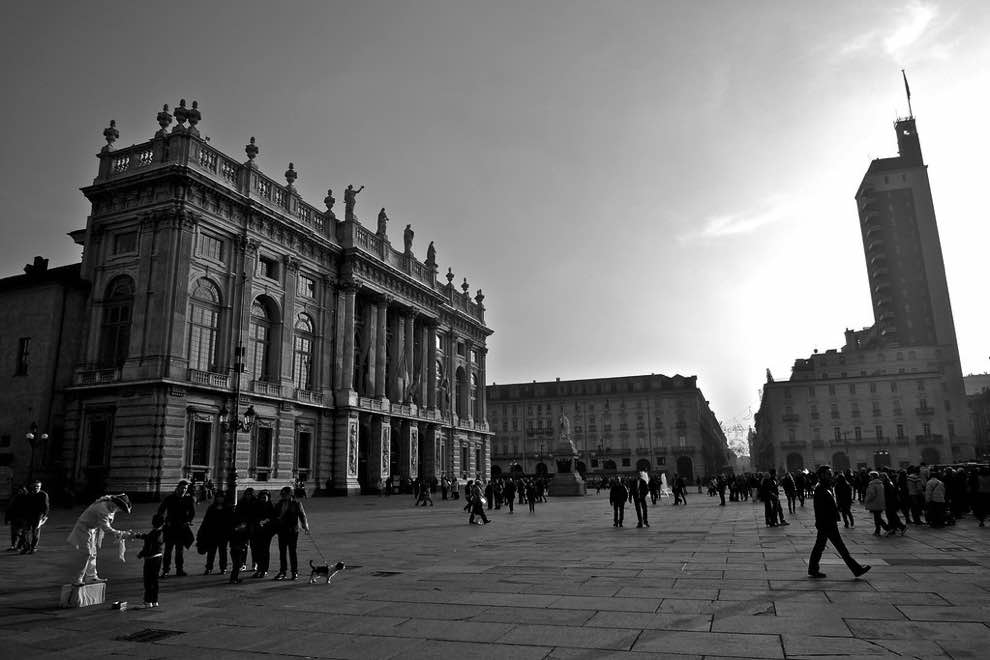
left=307, top=531, right=331, bottom=565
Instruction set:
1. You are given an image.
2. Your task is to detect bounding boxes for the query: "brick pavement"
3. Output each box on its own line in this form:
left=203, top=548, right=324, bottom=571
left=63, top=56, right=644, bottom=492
left=0, top=490, right=988, bottom=659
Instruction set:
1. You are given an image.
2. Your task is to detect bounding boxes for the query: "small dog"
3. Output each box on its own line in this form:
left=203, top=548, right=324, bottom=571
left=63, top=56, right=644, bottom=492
left=309, top=560, right=345, bottom=584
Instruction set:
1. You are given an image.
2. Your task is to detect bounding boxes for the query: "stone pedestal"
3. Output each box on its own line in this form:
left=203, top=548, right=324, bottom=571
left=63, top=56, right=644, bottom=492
left=550, top=457, right=586, bottom=497
left=59, top=581, right=106, bottom=608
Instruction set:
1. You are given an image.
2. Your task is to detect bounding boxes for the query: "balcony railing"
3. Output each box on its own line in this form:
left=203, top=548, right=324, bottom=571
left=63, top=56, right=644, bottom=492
left=782, top=414, right=799, bottom=423
left=187, top=369, right=229, bottom=389
left=916, top=407, right=935, bottom=416
left=295, top=390, right=323, bottom=404
left=74, top=368, right=121, bottom=386
left=251, top=380, right=282, bottom=397
left=915, top=434, right=944, bottom=445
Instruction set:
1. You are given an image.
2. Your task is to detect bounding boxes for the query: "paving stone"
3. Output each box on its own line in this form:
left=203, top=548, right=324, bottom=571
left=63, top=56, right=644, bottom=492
left=498, top=623, right=641, bottom=650
left=633, top=629, right=784, bottom=657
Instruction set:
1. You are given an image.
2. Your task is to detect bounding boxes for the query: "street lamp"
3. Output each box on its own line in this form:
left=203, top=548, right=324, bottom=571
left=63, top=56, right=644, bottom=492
left=219, top=345, right=255, bottom=502
left=24, top=422, right=48, bottom=482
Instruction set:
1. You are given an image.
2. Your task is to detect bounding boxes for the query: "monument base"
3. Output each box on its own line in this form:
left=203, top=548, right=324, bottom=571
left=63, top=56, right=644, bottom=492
left=59, top=581, right=106, bottom=608
left=549, top=471, right=587, bottom=497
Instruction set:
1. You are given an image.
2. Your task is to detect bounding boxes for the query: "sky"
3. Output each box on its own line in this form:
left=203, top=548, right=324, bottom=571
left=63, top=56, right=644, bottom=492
left=2, top=1, right=988, bottom=455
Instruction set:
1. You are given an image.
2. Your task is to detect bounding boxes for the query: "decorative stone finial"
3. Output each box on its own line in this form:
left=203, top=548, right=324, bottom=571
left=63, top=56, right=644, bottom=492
left=245, top=136, right=259, bottom=166
left=156, top=104, right=172, bottom=137
left=461, top=277, right=470, bottom=294
left=446, top=267, right=454, bottom=285
left=102, top=120, right=119, bottom=152
left=174, top=99, right=189, bottom=129
left=475, top=289, right=485, bottom=305
left=187, top=100, right=202, bottom=136
left=285, top=162, right=297, bottom=189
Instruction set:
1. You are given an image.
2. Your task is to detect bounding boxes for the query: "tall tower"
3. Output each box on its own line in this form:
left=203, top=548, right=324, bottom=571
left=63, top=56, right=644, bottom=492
left=854, top=115, right=959, bottom=352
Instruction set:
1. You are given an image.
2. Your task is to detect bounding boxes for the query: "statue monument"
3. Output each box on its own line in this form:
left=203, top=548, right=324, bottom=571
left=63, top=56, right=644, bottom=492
left=550, top=413, right=586, bottom=496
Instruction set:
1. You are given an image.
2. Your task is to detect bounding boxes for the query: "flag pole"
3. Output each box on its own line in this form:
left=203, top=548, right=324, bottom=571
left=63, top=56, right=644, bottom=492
left=901, top=69, right=913, bottom=118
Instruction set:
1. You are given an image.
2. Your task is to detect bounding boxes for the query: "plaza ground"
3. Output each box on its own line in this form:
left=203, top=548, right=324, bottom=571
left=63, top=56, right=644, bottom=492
left=1, top=489, right=988, bottom=659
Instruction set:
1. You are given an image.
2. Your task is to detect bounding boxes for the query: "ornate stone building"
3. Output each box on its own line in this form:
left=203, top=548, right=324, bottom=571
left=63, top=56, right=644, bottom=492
left=487, top=374, right=729, bottom=480
left=753, top=108, right=973, bottom=473
left=0, top=100, right=492, bottom=499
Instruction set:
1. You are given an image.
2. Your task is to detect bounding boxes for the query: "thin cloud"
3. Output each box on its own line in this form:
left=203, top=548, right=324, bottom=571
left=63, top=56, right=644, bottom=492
left=832, top=1, right=940, bottom=62
left=884, top=1, right=937, bottom=55
left=681, top=196, right=794, bottom=242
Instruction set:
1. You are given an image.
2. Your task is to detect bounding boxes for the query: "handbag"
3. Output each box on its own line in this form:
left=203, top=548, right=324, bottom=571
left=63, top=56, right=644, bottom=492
left=479, top=496, right=487, bottom=506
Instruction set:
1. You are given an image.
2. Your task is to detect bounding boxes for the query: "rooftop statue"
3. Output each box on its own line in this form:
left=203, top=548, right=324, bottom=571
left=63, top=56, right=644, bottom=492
left=377, top=208, right=389, bottom=236
left=344, top=184, right=364, bottom=221
left=404, top=224, right=414, bottom=254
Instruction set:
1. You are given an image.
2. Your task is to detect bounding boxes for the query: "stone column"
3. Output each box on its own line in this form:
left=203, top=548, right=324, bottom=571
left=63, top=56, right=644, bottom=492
left=427, top=322, right=438, bottom=409
left=404, top=311, right=416, bottom=405
left=280, top=258, right=300, bottom=385
left=447, top=330, right=457, bottom=419
left=370, top=415, right=391, bottom=492
left=391, top=313, right=404, bottom=402
left=365, top=300, right=377, bottom=397
left=398, top=420, right=418, bottom=484
left=333, top=410, right=360, bottom=495
left=423, top=425, right=440, bottom=479
left=419, top=320, right=431, bottom=407
left=335, top=283, right=357, bottom=395
left=320, top=276, right=336, bottom=397
left=374, top=299, right=388, bottom=399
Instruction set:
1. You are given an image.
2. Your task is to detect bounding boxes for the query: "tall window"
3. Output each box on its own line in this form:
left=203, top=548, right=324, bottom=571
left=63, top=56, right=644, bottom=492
left=293, top=314, right=314, bottom=390
left=875, top=425, right=883, bottom=441
left=98, top=276, right=134, bottom=368
left=471, top=373, right=481, bottom=419
left=15, top=337, right=30, bottom=376
left=188, top=279, right=221, bottom=372
left=250, top=300, right=275, bottom=381
left=297, top=430, right=312, bottom=472
left=191, top=420, right=212, bottom=466
left=255, top=427, right=273, bottom=469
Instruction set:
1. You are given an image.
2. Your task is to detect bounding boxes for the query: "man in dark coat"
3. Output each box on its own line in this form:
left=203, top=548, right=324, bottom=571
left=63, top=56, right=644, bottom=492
left=20, top=480, right=50, bottom=553
left=808, top=466, right=871, bottom=579
left=158, top=480, right=196, bottom=577
left=632, top=473, right=650, bottom=528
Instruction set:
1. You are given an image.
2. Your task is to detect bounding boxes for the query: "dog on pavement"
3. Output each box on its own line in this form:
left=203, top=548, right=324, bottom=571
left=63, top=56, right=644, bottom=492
left=309, top=560, right=345, bottom=584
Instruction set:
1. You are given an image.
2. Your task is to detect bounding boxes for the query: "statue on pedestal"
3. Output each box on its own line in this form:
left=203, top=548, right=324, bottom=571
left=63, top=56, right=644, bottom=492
left=403, top=224, right=414, bottom=254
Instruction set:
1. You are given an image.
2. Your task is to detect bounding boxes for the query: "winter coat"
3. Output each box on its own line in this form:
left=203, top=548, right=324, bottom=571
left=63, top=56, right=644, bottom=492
left=925, top=477, right=946, bottom=503
left=864, top=478, right=886, bottom=512
left=882, top=480, right=899, bottom=512
left=906, top=473, right=924, bottom=497
left=609, top=482, right=628, bottom=506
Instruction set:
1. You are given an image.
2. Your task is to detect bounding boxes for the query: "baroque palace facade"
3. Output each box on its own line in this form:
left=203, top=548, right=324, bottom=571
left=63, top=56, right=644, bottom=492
left=0, top=100, right=492, bottom=499
left=752, top=108, right=973, bottom=473
left=486, top=374, right=729, bottom=480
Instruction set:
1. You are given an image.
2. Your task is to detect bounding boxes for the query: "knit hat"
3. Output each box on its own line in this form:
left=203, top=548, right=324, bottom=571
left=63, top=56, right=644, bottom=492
left=110, top=493, right=132, bottom=513
left=868, top=470, right=879, bottom=478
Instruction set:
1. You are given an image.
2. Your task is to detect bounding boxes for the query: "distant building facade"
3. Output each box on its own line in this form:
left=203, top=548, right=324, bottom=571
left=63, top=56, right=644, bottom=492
left=753, top=111, right=973, bottom=472
left=0, top=100, right=492, bottom=499
left=965, top=375, right=990, bottom=461
left=487, top=374, right=729, bottom=479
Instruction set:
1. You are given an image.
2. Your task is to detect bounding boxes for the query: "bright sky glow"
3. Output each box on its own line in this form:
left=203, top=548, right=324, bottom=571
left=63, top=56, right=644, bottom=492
left=1, top=1, right=987, bottom=454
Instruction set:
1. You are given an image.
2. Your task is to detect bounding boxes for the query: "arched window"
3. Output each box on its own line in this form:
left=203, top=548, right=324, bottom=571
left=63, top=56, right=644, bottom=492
left=98, top=276, right=134, bottom=368
left=293, top=313, right=314, bottom=391
left=250, top=299, right=275, bottom=381
left=188, top=279, right=221, bottom=372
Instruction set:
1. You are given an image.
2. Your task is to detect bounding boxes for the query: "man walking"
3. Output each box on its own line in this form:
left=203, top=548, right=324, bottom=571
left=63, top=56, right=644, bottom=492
left=20, top=480, right=50, bottom=553
left=808, top=466, right=871, bottom=580
left=632, top=471, right=650, bottom=528
left=158, top=480, right=196, bottom=577
left=273, top=486, right=309, bottom=581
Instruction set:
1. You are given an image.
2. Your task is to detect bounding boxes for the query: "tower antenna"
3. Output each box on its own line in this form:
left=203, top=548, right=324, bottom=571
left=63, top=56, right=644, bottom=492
left=901, top=69, right=914, bottom=118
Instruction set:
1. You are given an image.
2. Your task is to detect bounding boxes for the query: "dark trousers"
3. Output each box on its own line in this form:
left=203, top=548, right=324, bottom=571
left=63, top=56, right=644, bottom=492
left=612, top=504, right=624, bottom=526
left=871, top=510, right=889, bottom=533
left=206, top=539, right=229, bottom=572
left=277, top=530, right=299, bottom=574
left=229, top=544, right=247, bottom=582
left=885, top=507, right=905, bottom=531
left=251, top=532, right=272, bottom=572
left=633, top=497, right=648, bottom=526
left=926, top=501, right=945, bottom=528
left=162, top=538, right=184, bottom=573
left=909, top=494, right=925, bottom=524
left=809, top=526, right=863, bottom=574
left=506, top=498, right=514, bottom=513
left=839, top=505, right=854, bottom=528
left=143, top=556, right=162, bottom=603
left=469, top=501, right=490, bottom=523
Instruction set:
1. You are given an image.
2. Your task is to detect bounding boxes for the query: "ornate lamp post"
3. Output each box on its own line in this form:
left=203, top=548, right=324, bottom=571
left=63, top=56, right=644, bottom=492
left=219, top=345, right=256, bottom=502
left=25, top=423, right=48, bottom=483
